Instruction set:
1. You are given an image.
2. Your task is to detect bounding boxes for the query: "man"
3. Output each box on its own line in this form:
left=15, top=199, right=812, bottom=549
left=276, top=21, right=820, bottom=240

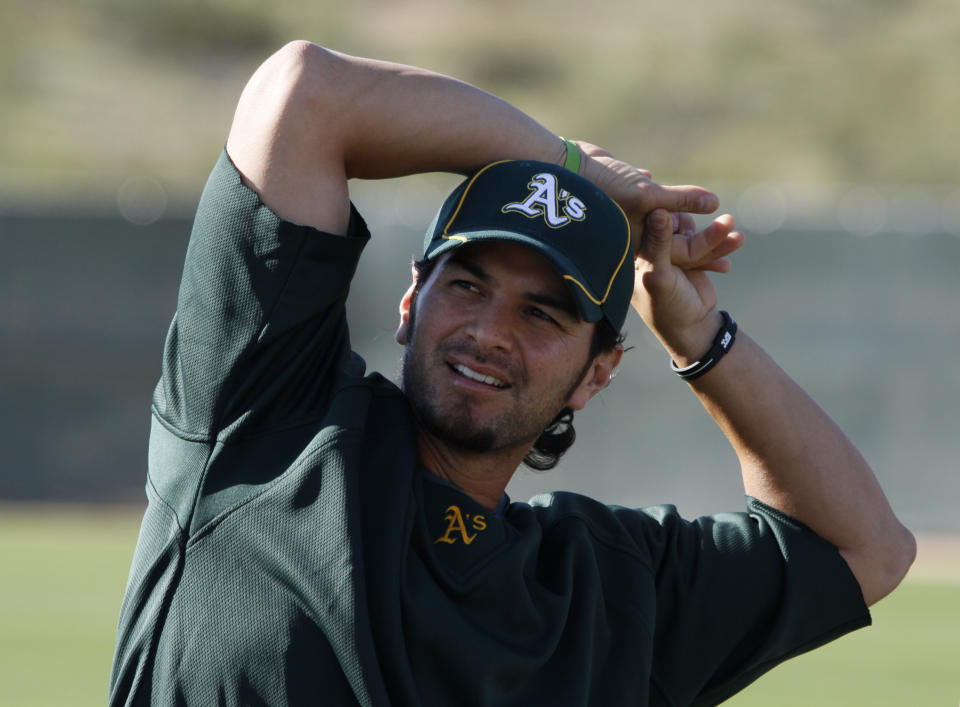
left=110, top=41, right=915, bottom=706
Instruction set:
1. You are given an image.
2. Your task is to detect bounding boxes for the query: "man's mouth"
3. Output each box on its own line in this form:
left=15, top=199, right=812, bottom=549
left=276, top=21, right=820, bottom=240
left=450, top=363, right=509, bottom=389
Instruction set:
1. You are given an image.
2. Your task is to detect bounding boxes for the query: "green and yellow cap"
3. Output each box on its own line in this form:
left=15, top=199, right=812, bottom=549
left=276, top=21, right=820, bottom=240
left=423, top=160, right=633, bottom=332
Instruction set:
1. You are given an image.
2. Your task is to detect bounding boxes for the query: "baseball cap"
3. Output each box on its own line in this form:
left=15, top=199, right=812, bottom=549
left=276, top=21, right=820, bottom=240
left=422, top=160, right=633, bottom=332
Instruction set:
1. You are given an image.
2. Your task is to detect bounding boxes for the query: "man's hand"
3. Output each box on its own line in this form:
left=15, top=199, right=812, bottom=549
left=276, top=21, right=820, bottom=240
left=577, top=141, right=720, bottom=254
left=575, top=140, right=743, bottom=358
left=631, top=208, right=744, bottom=364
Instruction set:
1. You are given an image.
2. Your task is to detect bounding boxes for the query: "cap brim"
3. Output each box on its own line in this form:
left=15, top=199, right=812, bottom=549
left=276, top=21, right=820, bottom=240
left=426, top=229, right=605, bottom=324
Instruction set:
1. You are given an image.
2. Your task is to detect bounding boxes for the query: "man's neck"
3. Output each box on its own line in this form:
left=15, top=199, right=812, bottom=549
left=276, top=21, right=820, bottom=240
left=415, top=427, right=526, bottom=511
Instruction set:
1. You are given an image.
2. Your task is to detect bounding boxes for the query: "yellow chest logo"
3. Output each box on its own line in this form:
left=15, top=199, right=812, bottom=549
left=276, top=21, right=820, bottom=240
left=434, top=505, right=488, bottom=546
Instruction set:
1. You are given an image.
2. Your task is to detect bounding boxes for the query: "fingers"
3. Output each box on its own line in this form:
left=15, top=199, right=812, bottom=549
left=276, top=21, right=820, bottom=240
left=626, top=184, right=720, bottom=254
left=637, top=208, right=676, bottom=270
left=670, top=214, right=744, bottom=269
left=690, top=257, right=732, bottom=274
left=638, top=209, right=743, bottom=270
left=579, top=147, right=715, bottom=218
left=653, top=184, right=719, bottom=215
left=700, top=217, right=744, bottom=263
left=633, top=209, right=731, bottom=335
left=677, top=212, right=697, bottom=236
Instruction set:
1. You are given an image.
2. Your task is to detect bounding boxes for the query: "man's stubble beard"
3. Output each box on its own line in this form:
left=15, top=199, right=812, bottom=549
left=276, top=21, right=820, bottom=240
left=402, top=339, right=517, bottom=454
left=399, top=310, right=591, bottom=456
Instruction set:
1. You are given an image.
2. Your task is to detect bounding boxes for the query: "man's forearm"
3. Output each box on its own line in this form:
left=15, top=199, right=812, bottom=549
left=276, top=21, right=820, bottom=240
left=330, top=52, right=565, bottom=181
left=226, top=41, right=719, bottom=238
left=631, top=208, right=914, bottom=607
left=688, top=330, right=916, bottom=606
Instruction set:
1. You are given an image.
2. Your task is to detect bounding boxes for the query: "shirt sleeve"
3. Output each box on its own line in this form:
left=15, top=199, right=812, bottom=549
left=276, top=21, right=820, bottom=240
left=618, top=497, right=871, bottom=706
left=153, top=148, right=371, bottom=439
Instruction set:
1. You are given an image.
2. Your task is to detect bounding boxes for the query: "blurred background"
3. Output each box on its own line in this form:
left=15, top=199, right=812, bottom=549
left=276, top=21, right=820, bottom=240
left=1, top=0, right=957, bottom=705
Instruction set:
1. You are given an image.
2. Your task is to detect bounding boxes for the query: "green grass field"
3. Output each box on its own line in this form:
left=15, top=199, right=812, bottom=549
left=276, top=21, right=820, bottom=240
left=1, top=504, right=956, bottom=706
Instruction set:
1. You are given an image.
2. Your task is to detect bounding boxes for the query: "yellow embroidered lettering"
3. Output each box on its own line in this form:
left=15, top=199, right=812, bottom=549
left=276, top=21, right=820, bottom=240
left=434, top=505, right=478, bottom=545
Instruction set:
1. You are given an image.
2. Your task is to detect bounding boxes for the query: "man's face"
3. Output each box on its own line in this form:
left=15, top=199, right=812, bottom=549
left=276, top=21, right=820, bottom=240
left=397, top=241, right=611, bottom=456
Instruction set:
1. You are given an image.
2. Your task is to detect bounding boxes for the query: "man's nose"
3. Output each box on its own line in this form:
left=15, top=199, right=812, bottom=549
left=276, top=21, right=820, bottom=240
left=466, top=303, right=515, bottom=352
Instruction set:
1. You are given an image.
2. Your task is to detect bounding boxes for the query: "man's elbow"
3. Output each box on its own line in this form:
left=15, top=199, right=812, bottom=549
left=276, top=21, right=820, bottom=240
left=850, top=523, right=917, bottom=607
left=258, top=40, right=344, bottom=111
left=886, top=523, right=918, bottom=592
left=232, top=40, right=348, bottom=132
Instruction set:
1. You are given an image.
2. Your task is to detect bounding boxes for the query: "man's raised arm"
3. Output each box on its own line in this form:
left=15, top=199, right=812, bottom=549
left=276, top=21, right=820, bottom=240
left=224, top=40, right=719, bottom=235
left=634, top=208, right=916, bottom=607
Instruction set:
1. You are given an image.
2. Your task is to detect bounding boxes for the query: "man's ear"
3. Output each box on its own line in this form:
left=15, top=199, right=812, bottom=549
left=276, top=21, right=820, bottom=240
left=395, top=266, right=418, bottom=346
left=565, top=344, right=624, bottom=411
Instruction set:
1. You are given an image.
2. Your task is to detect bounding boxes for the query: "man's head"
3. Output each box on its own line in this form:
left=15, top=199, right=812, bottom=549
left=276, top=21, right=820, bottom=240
left=421, top=160, right=634, bottom=334
left=397, top=160, right=632, bottom=469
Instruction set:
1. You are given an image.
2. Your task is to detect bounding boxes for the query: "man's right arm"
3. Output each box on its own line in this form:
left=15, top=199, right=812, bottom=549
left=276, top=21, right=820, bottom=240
left=225, top=40, right=564, bottom=234
left=224, top=40, right=721, bottom=237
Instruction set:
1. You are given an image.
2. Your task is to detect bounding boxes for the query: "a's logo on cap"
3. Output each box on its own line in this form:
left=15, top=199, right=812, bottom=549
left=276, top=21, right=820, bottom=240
left=502, top=172, right=587, bottom=229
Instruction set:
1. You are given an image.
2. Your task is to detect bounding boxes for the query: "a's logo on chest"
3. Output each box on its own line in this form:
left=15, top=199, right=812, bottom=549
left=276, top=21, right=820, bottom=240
left=434, top=504, right=488, bottom=546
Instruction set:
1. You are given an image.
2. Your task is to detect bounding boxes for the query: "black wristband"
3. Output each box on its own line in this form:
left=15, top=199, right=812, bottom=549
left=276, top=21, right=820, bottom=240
left=670, top=311, right=737, bottom=381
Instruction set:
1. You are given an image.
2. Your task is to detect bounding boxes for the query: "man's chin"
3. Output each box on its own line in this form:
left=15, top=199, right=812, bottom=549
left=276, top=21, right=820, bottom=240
left=418, top=414, right=498, bottom=454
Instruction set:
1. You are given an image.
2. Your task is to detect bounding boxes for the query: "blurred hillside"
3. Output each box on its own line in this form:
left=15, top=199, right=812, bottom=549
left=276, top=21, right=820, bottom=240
left=2, top=0, right=959, bottom=212
left=2, top=2, right=959, bottom=531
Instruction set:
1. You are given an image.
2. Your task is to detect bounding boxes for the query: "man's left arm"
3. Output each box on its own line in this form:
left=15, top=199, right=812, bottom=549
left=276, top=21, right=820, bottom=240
left=631, top=208, right=916, bottom=607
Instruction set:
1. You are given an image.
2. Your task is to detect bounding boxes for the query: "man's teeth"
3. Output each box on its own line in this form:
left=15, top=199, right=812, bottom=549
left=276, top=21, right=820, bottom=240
left=453, top=364, right=508, bottom=388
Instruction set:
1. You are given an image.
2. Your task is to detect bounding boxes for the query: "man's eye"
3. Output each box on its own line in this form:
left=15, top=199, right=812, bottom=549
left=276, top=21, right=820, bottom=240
left=452, top=280, right=480, bottom=293
left=528, top=307, right=557, bottom=325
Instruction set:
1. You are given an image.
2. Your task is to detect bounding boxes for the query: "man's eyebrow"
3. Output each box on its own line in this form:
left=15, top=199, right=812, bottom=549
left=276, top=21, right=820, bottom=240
left=525, top=291, right=579, bottom=320
left=447, top=250, right=580, bottom=321
left=446, top=253, right=490, bottom=282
